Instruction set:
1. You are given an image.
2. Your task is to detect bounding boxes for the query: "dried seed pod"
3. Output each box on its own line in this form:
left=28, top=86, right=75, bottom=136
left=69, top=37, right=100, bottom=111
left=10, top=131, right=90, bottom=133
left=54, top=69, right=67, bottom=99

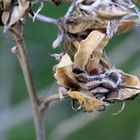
left=63, top=0, right=137, bottom=44
left=54, top=30, right=140, bottom=112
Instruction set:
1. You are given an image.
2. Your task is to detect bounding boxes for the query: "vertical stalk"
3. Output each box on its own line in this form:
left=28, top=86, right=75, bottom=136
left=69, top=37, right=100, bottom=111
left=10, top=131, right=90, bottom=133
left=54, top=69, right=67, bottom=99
left=10, top=23, right=45, bottom=140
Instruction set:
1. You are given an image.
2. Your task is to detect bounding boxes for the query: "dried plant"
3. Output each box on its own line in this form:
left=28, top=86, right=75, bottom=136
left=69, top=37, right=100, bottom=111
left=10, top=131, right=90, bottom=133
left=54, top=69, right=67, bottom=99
left=1, top=0, right=140, bottom=140
left=54, top=30, right=140, bottom=112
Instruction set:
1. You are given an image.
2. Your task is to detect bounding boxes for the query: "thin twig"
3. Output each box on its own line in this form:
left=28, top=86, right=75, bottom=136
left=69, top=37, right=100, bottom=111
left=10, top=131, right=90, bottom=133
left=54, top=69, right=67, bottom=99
left=32, top=14, right=58, bottom=25
left=40, top=94, right=67, bottom=112
left=33, top=0, right=45, bottom=22
left=10, top=22, right=45, bottom=140
left=64, top=0, right=76, bottom=21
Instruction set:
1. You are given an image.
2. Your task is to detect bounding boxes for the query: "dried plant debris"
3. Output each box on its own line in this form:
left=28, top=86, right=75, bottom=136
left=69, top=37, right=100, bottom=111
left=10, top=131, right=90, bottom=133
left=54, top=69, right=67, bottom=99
left=61, top=0, right=138, bottom=43
left=0, top=0, right=31, bottom=31
left=54, top=31, right=140, bottom=112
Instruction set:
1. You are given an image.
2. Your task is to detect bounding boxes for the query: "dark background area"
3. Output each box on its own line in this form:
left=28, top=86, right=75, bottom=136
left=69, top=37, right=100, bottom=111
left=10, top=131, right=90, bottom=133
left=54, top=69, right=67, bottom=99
left=0, top=3, right=140, bottom=140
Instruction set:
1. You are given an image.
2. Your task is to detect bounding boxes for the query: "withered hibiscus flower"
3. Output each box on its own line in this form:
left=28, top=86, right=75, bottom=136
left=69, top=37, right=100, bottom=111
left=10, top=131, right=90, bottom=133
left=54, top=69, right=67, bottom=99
left=63, top=0, right=138, bottom=50
left=54, top=31, right=140, bottom=112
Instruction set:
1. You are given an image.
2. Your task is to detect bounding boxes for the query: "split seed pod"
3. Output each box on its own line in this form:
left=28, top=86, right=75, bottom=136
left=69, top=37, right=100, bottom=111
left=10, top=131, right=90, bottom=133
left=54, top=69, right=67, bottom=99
left=63, top=0, right=137, bottom=46
left=54, top=30, right=140, bottom=112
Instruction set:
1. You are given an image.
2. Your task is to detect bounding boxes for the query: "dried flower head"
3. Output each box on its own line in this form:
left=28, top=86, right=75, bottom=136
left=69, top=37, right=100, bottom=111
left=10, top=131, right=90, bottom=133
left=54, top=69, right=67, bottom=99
left=0, top=0, right=31, bottom=31
left=61, top=0, right=138, bottom=49
left=54, top=31, right=140, bottom=112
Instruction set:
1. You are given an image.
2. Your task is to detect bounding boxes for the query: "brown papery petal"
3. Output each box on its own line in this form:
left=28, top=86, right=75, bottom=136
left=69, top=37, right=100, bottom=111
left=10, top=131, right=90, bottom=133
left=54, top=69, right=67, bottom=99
left=96, top=4, right=129, bottom=20
left=54, top=54, right=78, bottom=88
left=117, top=20, right=136, bottom=35
left=117, top=88, right=139, bottom=100
left=68, top=91, right=103, bottom=112
left=69, top=18, right=106, bottom=34
left=123, top=72, right=140, bottom=86
left=110, top=72, right=140, bottom=101
left=2, top=0, right=30, bottom=27
left=117, top=72, right=140, bottom=100
left=74, top=30, right=109, bottom=72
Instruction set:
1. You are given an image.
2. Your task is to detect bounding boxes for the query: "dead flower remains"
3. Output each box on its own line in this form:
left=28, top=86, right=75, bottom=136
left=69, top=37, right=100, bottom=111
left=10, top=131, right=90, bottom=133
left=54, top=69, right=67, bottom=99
left=54, top=31, right=140, bottom=112
left=1, top=0, right=140, bottom=140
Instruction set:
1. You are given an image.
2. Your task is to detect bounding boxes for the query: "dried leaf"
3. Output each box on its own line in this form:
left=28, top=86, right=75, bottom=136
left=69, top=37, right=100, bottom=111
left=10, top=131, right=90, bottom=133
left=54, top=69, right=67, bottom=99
left=68, top=91, right=103, bottom=112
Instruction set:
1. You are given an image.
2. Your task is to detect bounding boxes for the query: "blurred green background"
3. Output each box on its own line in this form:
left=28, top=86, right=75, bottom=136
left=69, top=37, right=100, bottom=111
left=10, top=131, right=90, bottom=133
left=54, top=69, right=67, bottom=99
left=0, top=3, right=140, bottom=140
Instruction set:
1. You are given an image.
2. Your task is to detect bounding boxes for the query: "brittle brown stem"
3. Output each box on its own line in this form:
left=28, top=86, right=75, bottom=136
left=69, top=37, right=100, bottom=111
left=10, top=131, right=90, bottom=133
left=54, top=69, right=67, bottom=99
left=10, top=22, right=45, bottom=140
left=40, top=94, right=68, bottom=112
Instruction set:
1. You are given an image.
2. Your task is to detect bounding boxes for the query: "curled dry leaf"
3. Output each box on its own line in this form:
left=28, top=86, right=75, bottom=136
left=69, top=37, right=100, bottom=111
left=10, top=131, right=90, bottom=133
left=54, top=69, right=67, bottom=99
left=54, top=30, right=140, bottom=112
left=1, top=0, right=30, bottom=29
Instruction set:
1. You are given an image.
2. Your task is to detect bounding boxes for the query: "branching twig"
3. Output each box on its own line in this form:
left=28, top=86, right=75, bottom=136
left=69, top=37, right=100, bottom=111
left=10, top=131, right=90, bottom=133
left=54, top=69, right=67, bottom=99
left=31, top=14, right=64, bottom=48
left=40, top=94, right=68, bottom=112
left=9, top=20, right=69, bottom=140
left=34, top=14, right=58, bottom=25
left=10, top=22, right=45, bottom=140
left=64, top=0, right=76, bottom=20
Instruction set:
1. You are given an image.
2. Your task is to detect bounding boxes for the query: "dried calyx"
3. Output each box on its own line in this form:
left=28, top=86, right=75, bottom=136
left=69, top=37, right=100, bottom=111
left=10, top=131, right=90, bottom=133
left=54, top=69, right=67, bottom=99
left=54, top=31, right=140, bottom=112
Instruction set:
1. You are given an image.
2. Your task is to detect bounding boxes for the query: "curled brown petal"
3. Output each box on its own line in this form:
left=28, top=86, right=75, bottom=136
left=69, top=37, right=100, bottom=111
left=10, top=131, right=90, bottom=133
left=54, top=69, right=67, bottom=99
left=54, top=54, right=78, bottom=88
left=74, top=30, right=109, bottom=72
left=2, top=0, right=30, bottom=29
